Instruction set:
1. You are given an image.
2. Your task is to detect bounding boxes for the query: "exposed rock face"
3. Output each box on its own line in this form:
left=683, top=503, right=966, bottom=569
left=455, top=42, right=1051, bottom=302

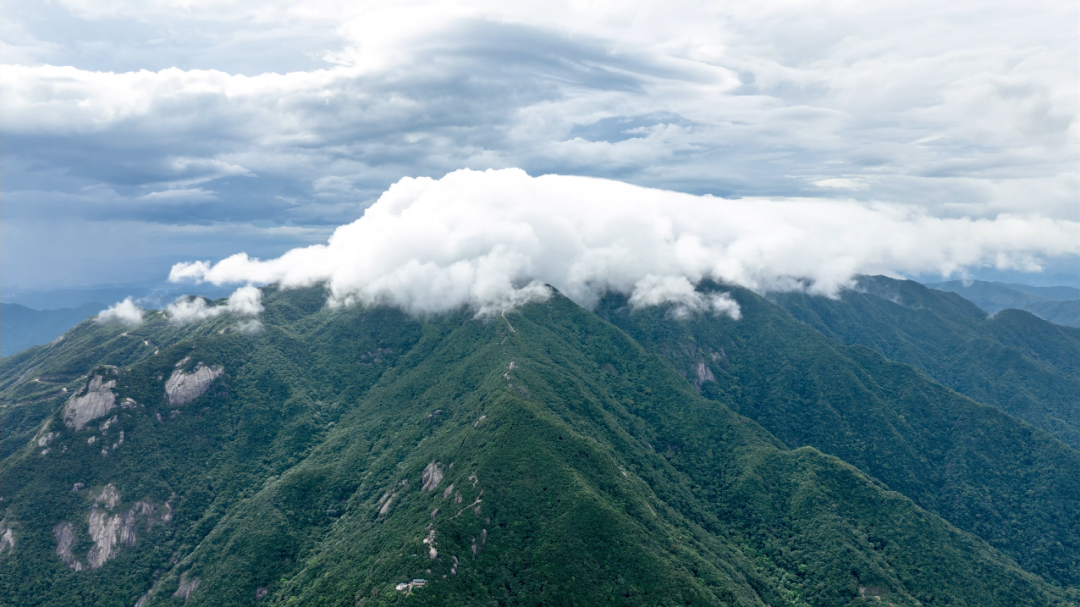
left=174, top=572, right=201, bottom=601
left=119, top=508, right=138, bottom=547
left=423, top=528, right=438, bottom=559
left=378, top=492, right=395, bottom=516
left=693, top=361, right=716, bottom=389
left=53, top=484, right=171, bottom=571
left=87, top=506, right=122, bottom=568
left=86, top=484, right=124, bottom=569
left=53, top=522, right=82, bottom=571
left=421, top=462, right=444, bottom=491
left=64, top=375, right=117, bottom=431
left=37, top=431, right=56, bottom=448
left=164, top=363, right=224, bottom=407
left=96, top=484, right=120, bottom=509
left=0, top=521, right=14, bottom=557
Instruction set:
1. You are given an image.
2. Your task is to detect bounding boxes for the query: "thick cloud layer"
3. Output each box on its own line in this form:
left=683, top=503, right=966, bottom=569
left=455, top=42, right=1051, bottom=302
left=2, top=0, right=1077, bottom=290
left=170, top=169, right=1080, bottom=316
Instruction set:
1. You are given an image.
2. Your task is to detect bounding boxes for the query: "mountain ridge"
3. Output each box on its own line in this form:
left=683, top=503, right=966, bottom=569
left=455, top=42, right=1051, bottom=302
left=926, top=279, right=1080, bottom=327
left=1, top=284, right=1076, bottom=606
left=0, top=303, right=108, bottom=358
left=770, top=275, right=1079, bottom=448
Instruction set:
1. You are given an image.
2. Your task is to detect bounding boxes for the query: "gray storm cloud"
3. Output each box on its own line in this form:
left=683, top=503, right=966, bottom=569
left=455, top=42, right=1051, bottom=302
left=169, top=169, right=1080, bottom=316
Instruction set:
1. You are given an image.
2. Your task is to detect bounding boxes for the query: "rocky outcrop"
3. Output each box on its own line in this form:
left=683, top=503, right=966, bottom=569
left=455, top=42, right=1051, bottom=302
left=53, top=522, right=82, bottom=571
left=53, top=484, right=172, bottom=571
left=87, top=505, right=123, bottom=568
left=693, top=361, right=716, bottom=390
left=96, top=484, right=120, bottom=509
left=85, top=484, right=124, bottom=569
left=64, top=375, right=117, bottom=431
left=164, top=363, right=223, bottom=407
left=174, top=572, right=201, bottom=601
left=377, top=491, right=395, bottom=516
left=0, top=521, right=15, bottom=558
left=421, top=462, right=444, bottom=491
left=423, top=527, right=438, bottom=559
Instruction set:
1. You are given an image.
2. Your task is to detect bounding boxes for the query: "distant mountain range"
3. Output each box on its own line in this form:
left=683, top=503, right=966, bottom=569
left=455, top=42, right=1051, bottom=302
left=0, top=286, right=234, bottom=358
left=0, top=303, right=107, bottom=358
left=1, top=285, right=234, bottom=311
left=0, top=276, right=1076, bottom=606
left=926, top=279, right=1079, bottom=327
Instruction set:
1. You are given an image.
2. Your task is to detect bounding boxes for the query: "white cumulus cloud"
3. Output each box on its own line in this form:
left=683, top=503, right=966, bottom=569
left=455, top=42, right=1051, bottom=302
left=168, top=168, right=1080, bottom=316
left=96, top=297, right=145, bottom=326
left=164, top=285, right=264, bottom=323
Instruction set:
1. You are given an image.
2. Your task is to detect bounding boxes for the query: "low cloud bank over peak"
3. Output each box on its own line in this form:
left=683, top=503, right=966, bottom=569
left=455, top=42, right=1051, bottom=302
left=169, top=169, right=1080, bottom=316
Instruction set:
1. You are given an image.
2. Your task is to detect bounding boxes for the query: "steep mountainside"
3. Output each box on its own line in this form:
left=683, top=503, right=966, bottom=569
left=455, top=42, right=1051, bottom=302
left=1, top=286, right=1076, bottom=606
left=769, top=275, right=1080, bottom=448
left=927, top=279, right=1080, bottom=327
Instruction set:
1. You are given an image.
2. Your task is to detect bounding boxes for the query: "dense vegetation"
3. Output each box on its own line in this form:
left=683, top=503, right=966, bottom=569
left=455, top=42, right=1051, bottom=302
left=1, top=284, right=1076, bottom=606
left=770, top=275, right=1079, bottom=447
left=598, top=281, right=1079, bottom=588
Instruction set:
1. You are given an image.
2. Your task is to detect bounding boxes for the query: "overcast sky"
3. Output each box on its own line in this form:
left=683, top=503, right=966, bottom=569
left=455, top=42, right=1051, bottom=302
left=2, top=0, right=1078, bottom=293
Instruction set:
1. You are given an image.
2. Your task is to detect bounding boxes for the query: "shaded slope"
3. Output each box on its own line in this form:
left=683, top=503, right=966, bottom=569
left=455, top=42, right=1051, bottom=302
left=770, top=275, right=1080, bottom=447
left=598, top=285, right=1080, bottom=589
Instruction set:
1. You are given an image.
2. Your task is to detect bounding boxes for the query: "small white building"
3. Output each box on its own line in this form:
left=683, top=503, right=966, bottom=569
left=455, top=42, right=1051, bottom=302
left=396, top=579, right=428, bottom=593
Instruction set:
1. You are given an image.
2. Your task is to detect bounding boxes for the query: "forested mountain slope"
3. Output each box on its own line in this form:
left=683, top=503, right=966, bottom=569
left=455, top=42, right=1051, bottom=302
left=1, top=286, right=1076, bottom=606
left=597, top=284, right=1079, bottom=589
left=769, top=275, right=1080, bottom=448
